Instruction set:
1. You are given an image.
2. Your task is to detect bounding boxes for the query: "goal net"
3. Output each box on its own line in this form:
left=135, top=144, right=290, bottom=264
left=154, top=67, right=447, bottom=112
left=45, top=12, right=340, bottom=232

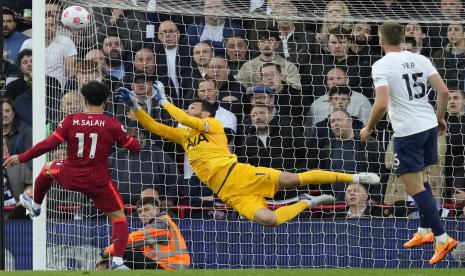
left=31, top=0, right=465, bottom=270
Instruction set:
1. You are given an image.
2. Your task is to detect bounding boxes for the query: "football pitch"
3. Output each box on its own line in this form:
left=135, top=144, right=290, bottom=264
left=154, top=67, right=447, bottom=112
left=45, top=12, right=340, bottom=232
left=1, top=269, right=464, bottom=276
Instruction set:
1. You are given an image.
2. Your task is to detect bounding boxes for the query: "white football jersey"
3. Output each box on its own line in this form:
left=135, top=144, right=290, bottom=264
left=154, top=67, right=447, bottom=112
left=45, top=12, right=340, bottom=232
left=372, top=50, right=438, bottom=137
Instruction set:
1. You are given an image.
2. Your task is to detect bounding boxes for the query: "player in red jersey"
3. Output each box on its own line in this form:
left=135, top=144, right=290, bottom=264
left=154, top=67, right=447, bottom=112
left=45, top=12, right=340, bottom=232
left=4, top=81, right=141, bottom=270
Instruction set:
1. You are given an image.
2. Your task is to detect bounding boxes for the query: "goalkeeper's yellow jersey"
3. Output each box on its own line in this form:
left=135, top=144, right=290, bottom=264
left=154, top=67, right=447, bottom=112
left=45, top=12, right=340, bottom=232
left=134, top=103, right=237, bottom=192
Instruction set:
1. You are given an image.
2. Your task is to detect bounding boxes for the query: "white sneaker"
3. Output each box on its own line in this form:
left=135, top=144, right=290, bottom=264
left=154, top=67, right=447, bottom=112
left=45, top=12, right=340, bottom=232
left=19, top=194, right=41, bottom=218
left=299, top=194, right=336, bottom=207
left=353, top=172, right=380, bottom=185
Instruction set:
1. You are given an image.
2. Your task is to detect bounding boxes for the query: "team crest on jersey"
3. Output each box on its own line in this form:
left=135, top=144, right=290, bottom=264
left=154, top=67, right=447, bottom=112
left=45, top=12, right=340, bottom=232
left=186, top=133, right=209, bottom=149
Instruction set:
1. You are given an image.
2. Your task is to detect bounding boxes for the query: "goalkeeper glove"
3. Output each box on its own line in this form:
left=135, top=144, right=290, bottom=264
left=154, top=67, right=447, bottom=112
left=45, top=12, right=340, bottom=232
left=153, top=81, right=169, bottom=106
left=115, top=87, right=141, bottom=111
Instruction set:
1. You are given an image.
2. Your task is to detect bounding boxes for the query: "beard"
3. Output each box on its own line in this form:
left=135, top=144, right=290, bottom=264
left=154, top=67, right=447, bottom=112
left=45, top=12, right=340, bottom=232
left=353, top=35, right=368, bottom=45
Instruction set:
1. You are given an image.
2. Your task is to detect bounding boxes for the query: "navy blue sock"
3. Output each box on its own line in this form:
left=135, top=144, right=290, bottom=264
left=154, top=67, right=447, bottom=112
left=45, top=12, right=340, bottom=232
left=412, top=190, right=445, bottom=236
left=418, top=182, right=433, bottom=228
left=424, top=182, right=433, bottom=197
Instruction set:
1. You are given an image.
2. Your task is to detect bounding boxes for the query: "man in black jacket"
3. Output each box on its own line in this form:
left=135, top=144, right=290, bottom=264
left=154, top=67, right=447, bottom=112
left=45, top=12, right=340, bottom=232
left=318, top=110, right=382, bottom=202
left=239, top=104, right=315, bottom=200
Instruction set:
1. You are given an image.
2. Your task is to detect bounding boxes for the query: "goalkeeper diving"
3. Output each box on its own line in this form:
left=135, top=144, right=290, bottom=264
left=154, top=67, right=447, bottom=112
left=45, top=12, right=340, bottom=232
left=116, top=83, right=380, bottom=226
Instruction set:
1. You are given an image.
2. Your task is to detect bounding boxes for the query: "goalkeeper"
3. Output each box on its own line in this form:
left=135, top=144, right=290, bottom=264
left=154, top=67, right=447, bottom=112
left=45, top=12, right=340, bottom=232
left=116, top=83, right=380, bottom=226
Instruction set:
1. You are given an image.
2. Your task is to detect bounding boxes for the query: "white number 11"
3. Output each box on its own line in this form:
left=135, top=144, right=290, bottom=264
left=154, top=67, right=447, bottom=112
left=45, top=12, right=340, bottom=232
left=75, top=132, right=99, bottom=158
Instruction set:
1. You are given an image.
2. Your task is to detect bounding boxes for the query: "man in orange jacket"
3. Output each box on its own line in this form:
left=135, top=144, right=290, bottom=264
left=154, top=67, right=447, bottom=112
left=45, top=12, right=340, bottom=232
left=96, top=197, right=190, bottom=270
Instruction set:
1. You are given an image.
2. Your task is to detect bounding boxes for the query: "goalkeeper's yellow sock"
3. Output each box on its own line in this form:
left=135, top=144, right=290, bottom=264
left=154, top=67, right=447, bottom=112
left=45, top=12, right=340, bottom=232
left=274, top=201, right=309, bottom=225
left=297, top=170, right=353, bottom=187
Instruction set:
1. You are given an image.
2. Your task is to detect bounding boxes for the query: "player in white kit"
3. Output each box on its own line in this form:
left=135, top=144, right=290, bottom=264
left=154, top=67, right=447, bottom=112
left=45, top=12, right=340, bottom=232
left=360, top=21, right=457, bottom=265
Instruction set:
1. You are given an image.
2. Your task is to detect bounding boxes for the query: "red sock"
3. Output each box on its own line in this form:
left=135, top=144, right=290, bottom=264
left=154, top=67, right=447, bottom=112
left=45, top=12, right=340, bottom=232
left=111, top=217, right=129, bottom=258
left=33, top=170, right=54, bottom=205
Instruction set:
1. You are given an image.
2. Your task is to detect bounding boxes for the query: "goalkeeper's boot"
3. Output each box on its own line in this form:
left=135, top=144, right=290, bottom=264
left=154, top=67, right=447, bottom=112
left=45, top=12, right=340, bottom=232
left=19, top=194, right=41, bottom=218
left=353, top=173, right=380, bottom=185
left=404, top=232, right=434, bottom=248
left=429, top=236, right=458, bottom=265
left=299, top=194, right=336, bottom=208
left=111, top=262, right=130, bottom=270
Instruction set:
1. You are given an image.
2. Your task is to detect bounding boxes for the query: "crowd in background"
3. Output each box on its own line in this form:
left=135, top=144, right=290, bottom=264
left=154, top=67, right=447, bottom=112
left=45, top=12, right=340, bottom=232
left=2, top=0, right=465, bottom=220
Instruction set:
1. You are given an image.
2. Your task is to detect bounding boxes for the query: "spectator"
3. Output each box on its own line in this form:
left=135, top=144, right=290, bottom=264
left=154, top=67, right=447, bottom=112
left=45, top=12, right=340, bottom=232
left=84, top=48, right=122, bottom=93
left=132, top=48, right=156, bottom=76
left=431, top=23, right=465, bottom=88
left=109, top=127, right=180, bottom=207
left=191, top=42, right=214, bottom=79
left=310, top=27, right=373, bottom=99
left=60, top=90, right=85, bottom=117
left=307, top=86, right=365, bottom=149
left=275, top=6, right=317, bottom=66
left=237, top=28, right=301, bottom=92
left=100, top=29, right=131, bottom=81
left=3, top=0, right=32, bottom=32
left=3, top=7, right=29, bottom=65
left=333, top=183, right=383, bottom=218
left=1, top=98, right=32, bottom=160
left=239, top=104, right=311, bottom=201
left=225, top=36, right=249, bottom=77
left=305, top=68, right=372, bottom=128
left=182, top=42, right=214, bottom=104
left=349, top=22, right=381, bottom=65
left=318, top=110, right=381, bottom=202
left=428, top=0, right=465, bottom=50
left=85, top=48, right=109, bottom=76
left=96, top=197, right=190, bottom=270
left=445, top=89, right=465, bottom=200
left=93, top=7, right=146, bottom=52
left=404, top=22, right=430, bottom=57
left=66, top=60, right=103, bottom=91
left=205, top=56, right=245, bottom=115
left=317, top=0, right=352, bottom=54
left=5, top=48, right=31, bottom=101
left=259, top=62, right=306, bottom=126
left=186, top=0, right=245, bottom=56
left=152, top=20, right=191, bottom=106
left=243, top=83, right=303, bottom=131
left=3, top=129, right=32, bottom=201
left=20, top=16, right=77, bottom=89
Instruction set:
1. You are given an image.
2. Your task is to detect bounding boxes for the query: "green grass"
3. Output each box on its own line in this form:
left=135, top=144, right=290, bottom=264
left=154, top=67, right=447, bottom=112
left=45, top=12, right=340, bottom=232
left=0, top=269, right=464, bottom=276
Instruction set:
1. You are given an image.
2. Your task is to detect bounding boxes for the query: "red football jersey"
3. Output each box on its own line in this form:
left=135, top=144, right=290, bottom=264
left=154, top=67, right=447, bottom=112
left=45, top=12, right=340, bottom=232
left=19, top=112, right=140, bottom=184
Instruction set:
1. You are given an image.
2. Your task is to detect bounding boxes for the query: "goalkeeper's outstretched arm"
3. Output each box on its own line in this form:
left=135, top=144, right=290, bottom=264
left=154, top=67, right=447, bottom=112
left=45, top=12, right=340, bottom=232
left=163, top=102, right=209, bottom=132
left=133, top=108, right=184, bottom=145
left=152, top=81, right=209, bottom=132
left=115, top=86, right=184, bottom=145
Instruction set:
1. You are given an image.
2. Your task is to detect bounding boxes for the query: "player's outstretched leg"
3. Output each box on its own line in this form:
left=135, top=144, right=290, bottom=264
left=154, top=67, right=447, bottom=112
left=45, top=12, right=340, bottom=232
left=20, top=162, right=56, bottom=217
left=105, top=209, right=130, bottom=270
left=254, top=194, right=336, bottom=226
left=277, top=170, right=380, bottom=190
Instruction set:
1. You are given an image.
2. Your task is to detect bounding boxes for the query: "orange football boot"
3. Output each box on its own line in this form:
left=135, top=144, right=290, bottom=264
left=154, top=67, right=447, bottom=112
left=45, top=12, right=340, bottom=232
left=403, top=232, right=434, bottom=248
left=429, top=236, right=458, bottom=265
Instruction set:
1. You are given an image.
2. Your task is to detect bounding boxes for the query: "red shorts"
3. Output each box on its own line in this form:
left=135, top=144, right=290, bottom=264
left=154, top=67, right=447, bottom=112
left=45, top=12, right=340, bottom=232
left=48, top=160, right=124, bottom=213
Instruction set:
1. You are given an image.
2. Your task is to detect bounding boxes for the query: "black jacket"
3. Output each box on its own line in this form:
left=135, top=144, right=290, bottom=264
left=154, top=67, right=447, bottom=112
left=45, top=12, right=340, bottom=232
left=109, top=144, right=180, bottom=206
left=238, top=116, right=312, bottom=172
